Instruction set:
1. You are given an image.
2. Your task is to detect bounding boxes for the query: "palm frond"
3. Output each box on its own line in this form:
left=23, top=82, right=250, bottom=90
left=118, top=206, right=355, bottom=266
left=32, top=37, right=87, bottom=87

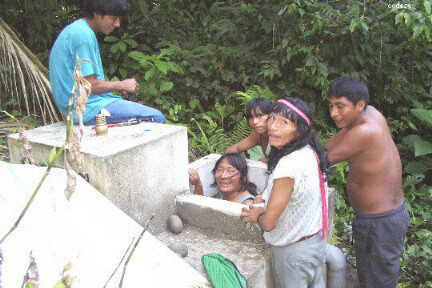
left=234, top=84, right=277, bottom=104
left=0, top=18, right=60, bottom=123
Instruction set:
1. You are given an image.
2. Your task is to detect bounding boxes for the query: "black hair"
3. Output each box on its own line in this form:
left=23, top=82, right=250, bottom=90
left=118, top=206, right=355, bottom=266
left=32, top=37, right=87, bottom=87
left=267, top=98, right=328, bottom=175
left=211, top=153, right=257, bottom=195
left=81, top=0, right=131, bottom=18
left=244, top=98, right=273, bottom=119
left=327, top=76, right=369, bottom=106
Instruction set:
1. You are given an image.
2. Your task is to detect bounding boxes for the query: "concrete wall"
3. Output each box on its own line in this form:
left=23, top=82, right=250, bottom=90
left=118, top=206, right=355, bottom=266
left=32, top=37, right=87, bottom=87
left=176, top=194, right=264, bottom=243
left=7, top=122, right=189, bottom=234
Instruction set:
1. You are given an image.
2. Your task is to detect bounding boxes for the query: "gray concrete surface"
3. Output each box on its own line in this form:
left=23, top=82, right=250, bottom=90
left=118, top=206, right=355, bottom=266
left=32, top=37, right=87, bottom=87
left=7, top=122, right=189, bottom=233
left=0, top=161, right=208, bottom=288
left=158, top=225, right=273, bottom=288
left=176, top=194, right=264, bottom=243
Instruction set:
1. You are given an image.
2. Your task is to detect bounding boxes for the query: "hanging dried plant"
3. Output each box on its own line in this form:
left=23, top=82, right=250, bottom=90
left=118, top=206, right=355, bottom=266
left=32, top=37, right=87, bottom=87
left=63, top=57, right=91, bottom=200
left=72, top=58, right=91, bottom=138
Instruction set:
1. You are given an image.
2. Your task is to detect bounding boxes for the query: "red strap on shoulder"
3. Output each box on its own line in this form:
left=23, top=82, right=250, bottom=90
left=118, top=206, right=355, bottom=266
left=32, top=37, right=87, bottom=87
left=313, top=151, right=329, bottom=241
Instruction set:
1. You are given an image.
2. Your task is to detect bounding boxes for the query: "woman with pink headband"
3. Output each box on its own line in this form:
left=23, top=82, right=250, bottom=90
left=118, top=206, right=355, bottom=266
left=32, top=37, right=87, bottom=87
left=242, top=98, right=329, bottom=288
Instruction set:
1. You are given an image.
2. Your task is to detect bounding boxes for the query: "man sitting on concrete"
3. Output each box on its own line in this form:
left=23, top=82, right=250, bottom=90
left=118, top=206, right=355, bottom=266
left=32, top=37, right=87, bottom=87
left=49, top=0, right=166, bottom=125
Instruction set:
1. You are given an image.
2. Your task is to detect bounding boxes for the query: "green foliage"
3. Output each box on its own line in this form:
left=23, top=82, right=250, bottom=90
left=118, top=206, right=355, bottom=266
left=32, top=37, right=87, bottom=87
left=328, top=161, right=354, bottom=242
left=103, top=34, right=184, bottom=104
left=234, top=85, right=277, bottom=104
left=189, top=116, right=226, bottom=155
left=1, top=0, right=80, bottom=65
left=399, top=101, right=432, bottom=286
left=128, top=48, right=183, bottom=97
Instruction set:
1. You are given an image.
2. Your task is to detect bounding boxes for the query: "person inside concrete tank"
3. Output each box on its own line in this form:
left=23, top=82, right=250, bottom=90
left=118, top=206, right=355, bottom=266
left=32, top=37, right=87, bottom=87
left=225, top=98, right=273, bottom=163
left=241, top=98, right=329, bottom=288
left=188, top=153, right=257, bottom=205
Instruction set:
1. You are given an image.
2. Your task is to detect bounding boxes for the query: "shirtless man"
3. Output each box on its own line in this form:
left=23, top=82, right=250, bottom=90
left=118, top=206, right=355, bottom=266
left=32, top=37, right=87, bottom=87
left=325, top=76, right=409, bottom=288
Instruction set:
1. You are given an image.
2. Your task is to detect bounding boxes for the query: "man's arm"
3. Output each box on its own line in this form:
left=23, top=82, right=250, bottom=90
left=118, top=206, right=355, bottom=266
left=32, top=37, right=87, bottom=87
left=225, top=131, right=261, bottom=154
left=85, top=75, right=138, bottom=94
left=326, top=126, right=372, bottom=165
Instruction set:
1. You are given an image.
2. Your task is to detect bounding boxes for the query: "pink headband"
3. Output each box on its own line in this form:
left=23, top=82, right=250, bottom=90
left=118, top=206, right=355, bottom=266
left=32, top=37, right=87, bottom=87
left=277, top=99, right=311, bottom=126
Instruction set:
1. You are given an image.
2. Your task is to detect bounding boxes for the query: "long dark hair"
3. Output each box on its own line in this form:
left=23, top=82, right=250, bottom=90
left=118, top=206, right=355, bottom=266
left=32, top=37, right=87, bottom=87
left=244, top=98, right=273, bottom=119
left=212, top=153, right=257, bottom=195
left=267, top=98, right=328, bottom=175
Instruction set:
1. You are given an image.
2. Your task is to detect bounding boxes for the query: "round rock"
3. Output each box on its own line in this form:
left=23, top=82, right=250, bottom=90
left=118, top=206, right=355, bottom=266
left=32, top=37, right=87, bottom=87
left=167, top=214, right=184, bottom=234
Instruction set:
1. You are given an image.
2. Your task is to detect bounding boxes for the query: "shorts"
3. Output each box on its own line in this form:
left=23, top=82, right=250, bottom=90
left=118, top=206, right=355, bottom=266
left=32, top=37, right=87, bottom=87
left=353, top=203, right=409, bottom=288
left=84, top=99, right=166, bottom=125
left=271, top=232, right=326, bottom=288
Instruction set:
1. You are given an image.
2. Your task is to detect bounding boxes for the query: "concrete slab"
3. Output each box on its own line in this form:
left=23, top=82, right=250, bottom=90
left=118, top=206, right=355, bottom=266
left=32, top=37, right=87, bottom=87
left=176, top=194, right=264, bottom=243
left=0, top=161, right=208, bottom=288
left=158, top=225, right=273, bottom=288
left=7, top=122, right=189, bottom=233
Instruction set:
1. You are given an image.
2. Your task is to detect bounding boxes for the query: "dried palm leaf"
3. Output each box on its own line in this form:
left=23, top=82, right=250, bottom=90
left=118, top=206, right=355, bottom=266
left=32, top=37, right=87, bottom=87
left=64, top=58, right=91, bottom=200
left=0, top=18, right=60, bottom=123
left=72, top=57, right=91, bottom=137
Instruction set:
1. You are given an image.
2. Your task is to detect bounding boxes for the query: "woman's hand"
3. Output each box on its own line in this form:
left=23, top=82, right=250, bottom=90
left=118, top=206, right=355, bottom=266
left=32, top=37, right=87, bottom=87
left=188, top=168, right=203, bottom=195
left=241, top=205, right=265, bottom=223
left=188, top=168, right=201, bottom=185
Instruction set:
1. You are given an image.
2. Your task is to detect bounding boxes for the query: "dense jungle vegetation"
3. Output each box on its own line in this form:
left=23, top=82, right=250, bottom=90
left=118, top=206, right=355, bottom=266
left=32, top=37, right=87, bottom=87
left=1, top=0, right=431, bottom=286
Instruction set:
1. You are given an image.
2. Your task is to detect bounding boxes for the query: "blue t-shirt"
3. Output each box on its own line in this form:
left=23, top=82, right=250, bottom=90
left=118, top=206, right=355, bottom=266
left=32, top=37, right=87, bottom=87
left=49, top=18, right=120, bottom=123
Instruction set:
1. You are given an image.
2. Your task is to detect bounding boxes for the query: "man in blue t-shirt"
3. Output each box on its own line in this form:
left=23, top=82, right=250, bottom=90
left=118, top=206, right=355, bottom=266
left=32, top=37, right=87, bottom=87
left=49, top=0, right=166, bottom=125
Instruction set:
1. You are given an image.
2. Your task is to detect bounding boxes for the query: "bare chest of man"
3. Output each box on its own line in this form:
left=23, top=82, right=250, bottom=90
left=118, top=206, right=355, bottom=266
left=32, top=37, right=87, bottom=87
left=347, top=160, right=403, bottom=213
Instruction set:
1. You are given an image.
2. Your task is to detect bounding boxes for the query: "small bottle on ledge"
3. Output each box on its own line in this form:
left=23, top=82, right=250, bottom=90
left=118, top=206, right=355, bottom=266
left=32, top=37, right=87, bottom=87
left=95, top=114, right=108, bottom=136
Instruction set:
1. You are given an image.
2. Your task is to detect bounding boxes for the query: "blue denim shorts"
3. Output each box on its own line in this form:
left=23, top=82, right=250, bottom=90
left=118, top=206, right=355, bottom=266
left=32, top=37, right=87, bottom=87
left=85, top=99, right=166, bottom=125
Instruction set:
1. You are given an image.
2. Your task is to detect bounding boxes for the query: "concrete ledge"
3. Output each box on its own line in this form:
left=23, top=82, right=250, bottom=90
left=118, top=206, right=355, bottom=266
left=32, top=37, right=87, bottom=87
left=176, top=194, right=264, bottom=243
left=7, top=122, right=189, bottom=233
